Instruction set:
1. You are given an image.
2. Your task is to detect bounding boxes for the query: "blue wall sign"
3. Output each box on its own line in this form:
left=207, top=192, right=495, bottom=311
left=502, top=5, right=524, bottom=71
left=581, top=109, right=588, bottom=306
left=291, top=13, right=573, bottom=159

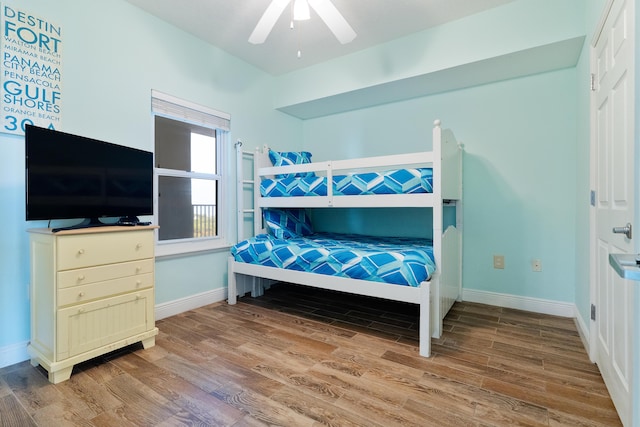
left=1, top=4, right=62, bottom=135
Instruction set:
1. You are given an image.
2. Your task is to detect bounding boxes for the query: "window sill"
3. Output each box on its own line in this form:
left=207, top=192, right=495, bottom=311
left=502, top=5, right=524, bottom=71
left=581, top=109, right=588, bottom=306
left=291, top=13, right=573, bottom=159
left=155, top=238, right=231, bottom=259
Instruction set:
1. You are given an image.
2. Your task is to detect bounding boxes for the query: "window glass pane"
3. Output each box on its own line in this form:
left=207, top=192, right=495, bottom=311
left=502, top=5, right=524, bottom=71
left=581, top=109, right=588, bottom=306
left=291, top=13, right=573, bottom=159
left=158, top=176, right=217, bottom=241
left=192, top=179, right=217, bottom=238
left=154, top=116, right=215, bottom=171
left=191, top=132, right=216, bottom=174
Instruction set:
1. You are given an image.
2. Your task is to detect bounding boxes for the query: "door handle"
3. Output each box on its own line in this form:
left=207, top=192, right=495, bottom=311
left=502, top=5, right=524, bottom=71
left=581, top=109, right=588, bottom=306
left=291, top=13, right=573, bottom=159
left=612, top=223, right=632, bottom=239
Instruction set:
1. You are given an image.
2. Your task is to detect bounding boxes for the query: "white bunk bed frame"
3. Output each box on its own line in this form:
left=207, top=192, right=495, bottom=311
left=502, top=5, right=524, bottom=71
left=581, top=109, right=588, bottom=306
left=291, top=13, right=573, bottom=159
left=228, top=120, right=462, bottom=357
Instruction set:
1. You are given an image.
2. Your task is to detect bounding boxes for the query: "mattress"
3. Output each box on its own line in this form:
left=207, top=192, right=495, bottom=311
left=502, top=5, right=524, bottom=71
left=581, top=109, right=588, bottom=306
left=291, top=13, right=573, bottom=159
left=231, top=232, right=435, bottom=287
left=260, top=167, right=433, bottom=198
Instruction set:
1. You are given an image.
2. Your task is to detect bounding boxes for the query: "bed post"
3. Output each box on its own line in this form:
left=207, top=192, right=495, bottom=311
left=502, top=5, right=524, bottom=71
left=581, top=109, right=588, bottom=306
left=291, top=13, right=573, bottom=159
left=431, top=120, right=444, bottom=338
left=253, top=146, right=263, bottom=236
left=235, top=140, right=244, bottom=242
left=456, top=142, right=464, bottom=302
left=419, top=281, right=431, bottom=357
left=228, top=256, right=237, bottom=304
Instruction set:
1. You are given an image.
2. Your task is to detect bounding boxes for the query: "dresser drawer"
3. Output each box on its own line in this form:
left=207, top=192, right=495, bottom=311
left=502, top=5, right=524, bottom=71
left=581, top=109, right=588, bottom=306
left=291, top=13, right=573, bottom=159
left=57, top=230, right=154, bottom=270
left=57, top=288, right=155, bottom=360
left=57, top=273, right=153, bottom=307
left=57, top=259, right=154, bottom=289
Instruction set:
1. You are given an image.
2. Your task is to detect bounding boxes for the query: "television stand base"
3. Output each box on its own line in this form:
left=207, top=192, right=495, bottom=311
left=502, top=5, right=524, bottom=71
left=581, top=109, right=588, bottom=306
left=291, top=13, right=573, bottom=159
left=51, top=218, right=111, bottom=233
left=116, top=216, right=140, bottom=226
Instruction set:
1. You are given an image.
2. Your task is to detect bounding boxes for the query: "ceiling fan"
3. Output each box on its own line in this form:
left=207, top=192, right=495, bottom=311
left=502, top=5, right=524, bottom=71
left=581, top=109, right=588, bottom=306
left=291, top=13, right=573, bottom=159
left=249, top=0, right=356, bottom=45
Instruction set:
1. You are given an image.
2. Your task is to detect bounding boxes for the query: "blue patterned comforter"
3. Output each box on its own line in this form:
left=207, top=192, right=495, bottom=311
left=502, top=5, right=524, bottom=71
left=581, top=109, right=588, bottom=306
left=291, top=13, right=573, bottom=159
left=231, top=232, right=435, bottom=287
left=260, top=168, right=433, bottom=198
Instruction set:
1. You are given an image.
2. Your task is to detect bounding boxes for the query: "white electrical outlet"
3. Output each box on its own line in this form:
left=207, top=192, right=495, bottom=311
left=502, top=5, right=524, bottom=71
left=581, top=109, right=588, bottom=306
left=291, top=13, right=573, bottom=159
left=532, top=259, right=542, bottom=272
left=493, top=255, right=505, bottom=269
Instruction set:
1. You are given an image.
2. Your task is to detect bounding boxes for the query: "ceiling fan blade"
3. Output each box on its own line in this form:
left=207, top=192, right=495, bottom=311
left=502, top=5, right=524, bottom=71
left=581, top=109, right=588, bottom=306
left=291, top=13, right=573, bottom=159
left=249, top=0, right=291, bottom=44
left=308, top=0, right=356, bottom=44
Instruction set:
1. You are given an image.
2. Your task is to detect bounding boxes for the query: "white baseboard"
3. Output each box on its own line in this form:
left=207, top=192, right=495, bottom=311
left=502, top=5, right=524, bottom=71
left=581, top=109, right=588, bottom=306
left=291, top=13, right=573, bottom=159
left=0, top=340, right=29, bottom=370
left=462, top=288, right=575, bottom=317
left=574, top=307, right=591, bottom=357
left=0, top=288, right=228, bottom=369
left=154, top=287, right=228, bottom=320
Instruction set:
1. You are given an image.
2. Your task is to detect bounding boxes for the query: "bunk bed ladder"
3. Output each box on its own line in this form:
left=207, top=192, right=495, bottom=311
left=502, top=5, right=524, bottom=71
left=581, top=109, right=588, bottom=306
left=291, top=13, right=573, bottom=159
left=234, top=141, right=266, bottom=298
left=235, top=140, right=255, bottom=241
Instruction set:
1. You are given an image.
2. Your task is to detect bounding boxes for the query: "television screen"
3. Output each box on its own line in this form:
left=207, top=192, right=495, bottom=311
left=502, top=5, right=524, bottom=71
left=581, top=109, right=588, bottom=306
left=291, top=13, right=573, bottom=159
left=25, top=125, right=153, bottom=227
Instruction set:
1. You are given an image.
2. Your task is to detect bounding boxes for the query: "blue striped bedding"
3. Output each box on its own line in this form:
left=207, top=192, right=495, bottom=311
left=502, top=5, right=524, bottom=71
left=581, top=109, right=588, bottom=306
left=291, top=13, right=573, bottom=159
left=231, top=232, right=436, bottom=287
left=260, top=167, right=433, bottom=198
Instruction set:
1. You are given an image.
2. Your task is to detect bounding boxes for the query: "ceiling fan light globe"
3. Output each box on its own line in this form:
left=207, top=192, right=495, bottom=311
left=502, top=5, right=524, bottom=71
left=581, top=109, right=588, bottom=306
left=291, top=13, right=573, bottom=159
left=293, top=0, right=311, bottom=20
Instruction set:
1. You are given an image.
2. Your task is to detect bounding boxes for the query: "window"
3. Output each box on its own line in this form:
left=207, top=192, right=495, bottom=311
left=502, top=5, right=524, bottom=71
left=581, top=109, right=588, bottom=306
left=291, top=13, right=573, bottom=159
left=152, top=91, right=230, bottom=256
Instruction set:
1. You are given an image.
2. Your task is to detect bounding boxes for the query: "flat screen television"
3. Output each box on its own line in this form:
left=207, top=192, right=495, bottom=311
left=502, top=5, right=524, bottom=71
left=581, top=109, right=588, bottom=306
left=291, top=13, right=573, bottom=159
left=25, top=125, right=153, bottom=231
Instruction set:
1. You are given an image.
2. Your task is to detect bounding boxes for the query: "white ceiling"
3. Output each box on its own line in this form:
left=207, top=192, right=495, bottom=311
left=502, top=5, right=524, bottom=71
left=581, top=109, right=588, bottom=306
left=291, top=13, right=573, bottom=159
left=125, top=0, right=516, bottom=76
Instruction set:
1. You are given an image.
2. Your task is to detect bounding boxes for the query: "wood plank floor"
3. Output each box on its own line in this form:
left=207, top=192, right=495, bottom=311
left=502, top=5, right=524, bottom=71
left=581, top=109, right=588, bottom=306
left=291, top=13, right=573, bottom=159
left=0, top=283, right=621, bottom=426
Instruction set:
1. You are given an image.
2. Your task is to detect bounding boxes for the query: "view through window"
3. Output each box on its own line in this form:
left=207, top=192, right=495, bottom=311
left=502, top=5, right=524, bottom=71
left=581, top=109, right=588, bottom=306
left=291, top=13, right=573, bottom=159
left=155, top=116, right=220, bottom=242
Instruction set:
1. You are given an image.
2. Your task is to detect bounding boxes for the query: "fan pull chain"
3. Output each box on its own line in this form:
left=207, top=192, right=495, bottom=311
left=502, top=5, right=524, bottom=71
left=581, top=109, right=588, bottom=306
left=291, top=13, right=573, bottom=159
left=296, top=20, right=302, bottom=58
left=289, top=1, right=303, bottom=58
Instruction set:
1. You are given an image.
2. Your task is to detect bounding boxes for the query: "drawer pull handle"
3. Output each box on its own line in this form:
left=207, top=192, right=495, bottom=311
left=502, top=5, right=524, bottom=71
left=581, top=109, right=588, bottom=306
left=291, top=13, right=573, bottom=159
left=136, top=280, right=142, bottom=286
left=77, top=275, right=85, bottom=281
left=78, top=308, right=85, bottom=314
left=136, top=243, right=143, bottom=250
left=77, top=249, right=85, bottom=255
left=136, top=266, right=142, bottom=272
left=78, top=292, right=85, bottom=297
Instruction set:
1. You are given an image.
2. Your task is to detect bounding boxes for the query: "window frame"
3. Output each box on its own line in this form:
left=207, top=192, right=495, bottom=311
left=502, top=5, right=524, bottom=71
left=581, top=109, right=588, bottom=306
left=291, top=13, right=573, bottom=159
left=151, top=90, right=230, bottom=257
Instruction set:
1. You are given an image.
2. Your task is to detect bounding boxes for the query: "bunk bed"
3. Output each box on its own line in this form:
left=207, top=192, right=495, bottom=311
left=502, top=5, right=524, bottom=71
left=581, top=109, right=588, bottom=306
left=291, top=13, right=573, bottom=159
left=228, top=120, right=462, bottom=357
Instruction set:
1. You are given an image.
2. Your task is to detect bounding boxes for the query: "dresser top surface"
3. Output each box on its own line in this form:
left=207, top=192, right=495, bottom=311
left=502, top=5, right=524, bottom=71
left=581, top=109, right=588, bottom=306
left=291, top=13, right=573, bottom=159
left=28, top=225, right=158, bottom=236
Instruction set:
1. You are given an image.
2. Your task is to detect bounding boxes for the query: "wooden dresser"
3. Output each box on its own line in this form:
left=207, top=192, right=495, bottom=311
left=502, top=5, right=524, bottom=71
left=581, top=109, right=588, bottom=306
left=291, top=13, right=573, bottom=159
left=27, top=226, right=159, bottom=383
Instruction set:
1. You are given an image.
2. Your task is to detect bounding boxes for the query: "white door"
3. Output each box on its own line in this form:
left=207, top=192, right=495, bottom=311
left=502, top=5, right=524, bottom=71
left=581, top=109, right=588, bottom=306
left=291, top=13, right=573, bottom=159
left=592, top=0, right=635, bottom=425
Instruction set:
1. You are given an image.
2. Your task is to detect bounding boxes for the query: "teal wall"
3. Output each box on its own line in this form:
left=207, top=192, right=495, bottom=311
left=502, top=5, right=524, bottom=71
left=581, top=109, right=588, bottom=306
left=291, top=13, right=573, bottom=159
left=0, top=0, right=609, bottom=368
left=273, top=0, right=586, bottom=114
left=303, top=68, right=579, bottom=303
left=0, top=0, right=301, bottom=357
left=0, top=132, right=30, bottom=348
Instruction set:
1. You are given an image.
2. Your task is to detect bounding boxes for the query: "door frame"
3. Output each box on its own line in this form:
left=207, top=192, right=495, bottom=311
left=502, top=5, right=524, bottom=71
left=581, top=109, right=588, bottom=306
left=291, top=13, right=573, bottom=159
left=589, top=0, right=612, bottom=364
left=588, top=0, right=635, bottom=360
left=588, top=0, right=637, bottom=425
